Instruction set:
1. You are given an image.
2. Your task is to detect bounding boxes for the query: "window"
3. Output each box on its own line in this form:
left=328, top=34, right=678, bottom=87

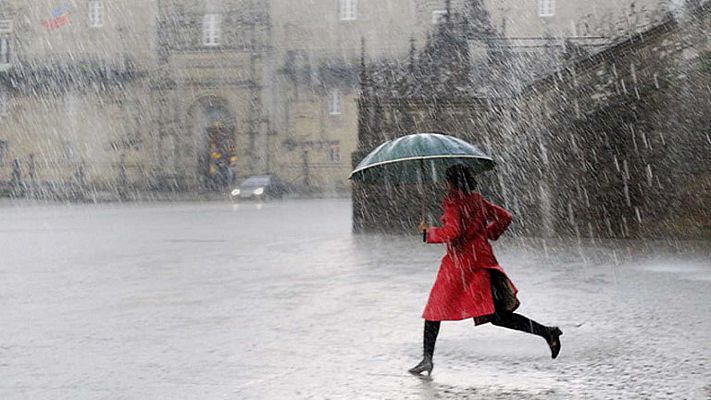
left=0, top=20, right=12, bottom=34
left=339, top=0, right=357, bottom=21
left=88, top=0, right=104, bottom=28
left=329, top=144, right=341, bottom=163
left=0, top=35, right=9, bottom=64
left=0, top=88, right=7, bottom=115
left=203, top=14, right=222, bottom=47
left=329, top=89, right=342, bottom=115
left=432, top=10, right=447, bottom=24
left=0, top=19, right=11, bottom=64
left=0, top=140, right=7, bottom=166
left=538, top=0, right=555, bottom=17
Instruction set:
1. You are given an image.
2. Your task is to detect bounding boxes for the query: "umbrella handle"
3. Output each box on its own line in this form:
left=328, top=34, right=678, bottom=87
left=420, top=158, right=427, bottom=243
left=421, top=213, right=427, bottom=244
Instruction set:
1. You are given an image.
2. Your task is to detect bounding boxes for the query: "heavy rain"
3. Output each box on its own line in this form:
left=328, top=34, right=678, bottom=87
left=0, top=0, right=709, bottom=399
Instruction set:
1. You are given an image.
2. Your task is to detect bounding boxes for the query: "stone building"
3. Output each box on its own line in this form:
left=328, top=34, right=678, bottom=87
left=267, top=0, right=665, bottom=193
left=353, top=1, right=710, bottom=239
left=150, top=0, right=273, bottom=191
left=0, top=0, right=424, bottom=197
left=262, top=0, right=424, bottom=192
left=517, top=1, right=711, bottom=239
left=0, top=0, right=158, bottom=199
left=0, top=0, right=673, bottom=199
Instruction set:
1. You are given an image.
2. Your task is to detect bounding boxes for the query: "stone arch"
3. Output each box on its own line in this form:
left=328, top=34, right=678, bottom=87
left=187, top=96, right=237, bottom=188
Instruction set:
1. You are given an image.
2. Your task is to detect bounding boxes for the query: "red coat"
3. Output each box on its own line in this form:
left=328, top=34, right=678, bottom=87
left=422, top=190, right=518, bottom=321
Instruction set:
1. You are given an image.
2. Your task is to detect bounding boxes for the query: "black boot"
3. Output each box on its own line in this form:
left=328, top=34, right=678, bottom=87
left=547, top=327, right=563, bottom=359
left=490, top=312, right=563, bottom=359
left=408, top=356, right=433, bottom=376
left=409, top=320, right=440, bottom=376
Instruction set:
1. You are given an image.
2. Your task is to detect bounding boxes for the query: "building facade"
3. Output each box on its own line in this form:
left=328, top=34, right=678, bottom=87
left=150, top=0, right=273, bottom=191
left=0, top=0, right=669, bottom=199
left=0, top=0, right=158, bottom=198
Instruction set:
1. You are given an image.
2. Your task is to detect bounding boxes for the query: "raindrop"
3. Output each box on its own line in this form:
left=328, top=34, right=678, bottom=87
left=624, top=181, right=631, bottom=207
left=587, top=222, right=595, bottom=240
left=641, top=130, right=650, bottom=149
left=646, top=164, right=654, bottom=187
left=538, top=141, right=549, bottom=165
left=542, top=239, right=549, bottom=259
left=570, top=133, right=579, bottom=153
left=605, top=216, right=614, bottom=237
left=574, top=99, right=581, bottom=119
left=430, top=160, right=438, bottom=182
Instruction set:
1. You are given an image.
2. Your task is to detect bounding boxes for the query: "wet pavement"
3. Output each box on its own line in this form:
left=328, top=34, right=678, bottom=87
left=1, top=199, right=709, bottom=399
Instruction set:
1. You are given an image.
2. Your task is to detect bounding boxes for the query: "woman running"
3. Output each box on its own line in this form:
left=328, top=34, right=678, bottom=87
left=409, top=164, right=562, bottom=376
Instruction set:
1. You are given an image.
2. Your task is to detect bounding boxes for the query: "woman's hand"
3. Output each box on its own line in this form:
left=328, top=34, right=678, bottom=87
left=419, top=221, right=430, bottom=233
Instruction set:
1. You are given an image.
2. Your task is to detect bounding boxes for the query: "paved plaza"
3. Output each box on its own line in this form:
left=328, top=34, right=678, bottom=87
left=1, top=199, right=709, bottom=399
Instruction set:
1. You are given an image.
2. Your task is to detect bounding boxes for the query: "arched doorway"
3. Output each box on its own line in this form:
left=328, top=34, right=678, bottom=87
left=187, top=96, right=237, bottom=190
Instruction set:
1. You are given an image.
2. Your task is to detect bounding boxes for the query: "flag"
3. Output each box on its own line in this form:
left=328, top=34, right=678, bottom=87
left=42, top=5, right=71, bottom=31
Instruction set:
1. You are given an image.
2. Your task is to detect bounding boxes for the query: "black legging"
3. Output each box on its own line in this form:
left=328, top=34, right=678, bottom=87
left=422, top=312, right=550, bottom=360
left=423, top=319, right=441, bottom=359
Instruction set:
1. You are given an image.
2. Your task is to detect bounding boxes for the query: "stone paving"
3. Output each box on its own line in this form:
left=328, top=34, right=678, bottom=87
left=1, top=199, right=709, bottom=399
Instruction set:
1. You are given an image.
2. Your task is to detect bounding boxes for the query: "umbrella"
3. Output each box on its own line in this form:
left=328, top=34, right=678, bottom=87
left=349, top=132, right=495, bottom=237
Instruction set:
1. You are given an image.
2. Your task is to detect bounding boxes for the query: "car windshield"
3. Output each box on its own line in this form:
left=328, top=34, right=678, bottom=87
left=240, top=176, right=271, bottom=187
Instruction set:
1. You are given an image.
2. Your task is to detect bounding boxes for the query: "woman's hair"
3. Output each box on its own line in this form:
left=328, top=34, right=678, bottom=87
left=445, top=164, right=478, bottom=194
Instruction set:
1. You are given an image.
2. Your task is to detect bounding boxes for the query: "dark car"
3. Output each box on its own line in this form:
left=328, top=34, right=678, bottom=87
left=230, top=175, right=286, bottom=201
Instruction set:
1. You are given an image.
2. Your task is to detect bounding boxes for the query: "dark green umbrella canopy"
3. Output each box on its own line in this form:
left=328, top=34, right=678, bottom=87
left=349, top=133, right=495, bottom=184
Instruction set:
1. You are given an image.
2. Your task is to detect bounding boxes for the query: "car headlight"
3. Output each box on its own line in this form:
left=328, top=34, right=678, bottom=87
left=231, top=189, right=240, bottom=196
left=253, top=187, right=264, bottom=195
